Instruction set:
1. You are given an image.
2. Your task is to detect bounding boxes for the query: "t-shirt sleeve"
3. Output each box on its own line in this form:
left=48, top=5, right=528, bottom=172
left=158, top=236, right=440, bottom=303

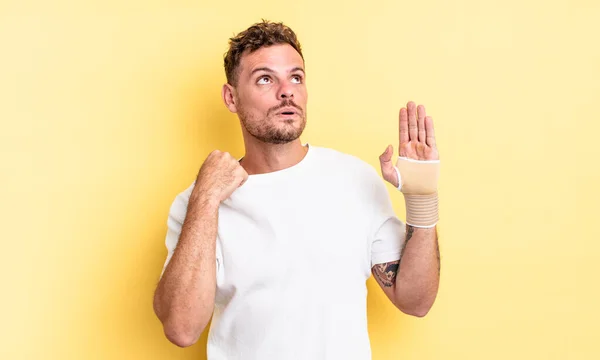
left=159, top=187, right=189, bottom=279
left=159, top=184, right=222, bottom=279
left=369, top=170, right=406, bottom=268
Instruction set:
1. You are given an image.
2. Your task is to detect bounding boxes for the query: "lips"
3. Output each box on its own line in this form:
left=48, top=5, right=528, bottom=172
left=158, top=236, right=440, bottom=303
left=276, top=107, right=299, bottom=116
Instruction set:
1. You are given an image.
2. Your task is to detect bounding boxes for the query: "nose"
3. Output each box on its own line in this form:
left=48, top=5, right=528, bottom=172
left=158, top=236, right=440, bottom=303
left=278, top=82, right=294, bottom=99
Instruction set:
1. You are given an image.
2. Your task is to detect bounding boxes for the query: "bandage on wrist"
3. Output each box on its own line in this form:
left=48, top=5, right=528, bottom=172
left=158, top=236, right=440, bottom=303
left=394, top=157, right=440, bottom=228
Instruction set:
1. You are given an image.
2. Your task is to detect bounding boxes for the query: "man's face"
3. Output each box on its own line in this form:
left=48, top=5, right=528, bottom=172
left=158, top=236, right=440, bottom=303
left=231, top=44, right=307, bottom=144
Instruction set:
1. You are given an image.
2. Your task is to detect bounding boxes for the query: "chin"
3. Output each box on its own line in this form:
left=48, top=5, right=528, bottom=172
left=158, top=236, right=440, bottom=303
left=243, top=115, right=306, bottom=144
left=264, top=128, right=304, bottom=144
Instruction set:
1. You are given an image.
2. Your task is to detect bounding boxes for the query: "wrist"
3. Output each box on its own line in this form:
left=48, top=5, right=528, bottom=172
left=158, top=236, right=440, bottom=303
left=189, top=187, right=220, bottom=213
left=402, top=192, right=439, bottom=228
left=394, top=157, right=440, bottom=228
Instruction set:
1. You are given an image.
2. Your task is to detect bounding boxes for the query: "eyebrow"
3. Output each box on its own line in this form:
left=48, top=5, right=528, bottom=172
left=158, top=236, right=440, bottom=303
left=250, top=66, right=305, bottom=76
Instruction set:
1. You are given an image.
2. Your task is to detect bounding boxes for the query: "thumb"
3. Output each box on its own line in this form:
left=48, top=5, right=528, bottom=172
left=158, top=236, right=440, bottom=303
left=379, top=145, right=400, bottom=188
left=379, top=145, right=393, bottom=166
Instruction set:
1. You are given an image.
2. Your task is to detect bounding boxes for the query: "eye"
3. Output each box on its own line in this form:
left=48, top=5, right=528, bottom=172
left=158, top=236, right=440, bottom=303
left=257, top=76, right=272, bottom=85
left=291, top=75, right=303, bottom=84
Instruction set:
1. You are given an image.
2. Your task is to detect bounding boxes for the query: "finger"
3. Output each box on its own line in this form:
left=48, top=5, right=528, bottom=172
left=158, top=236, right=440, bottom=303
left=417, top=104, right=426, bottom=143
left=399, top=107, right=409, bottom=147
left=425, top=116, right=436, bottom=148
left=379, top=144, right=393, bottom=164
left=407, top=101, right=418, bottom=141
left=379, top=145, right=400, bottom=187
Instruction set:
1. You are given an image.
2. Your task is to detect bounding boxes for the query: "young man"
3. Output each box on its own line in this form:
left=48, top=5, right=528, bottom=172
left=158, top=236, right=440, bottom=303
left=153, top=20, right=441, bottom=359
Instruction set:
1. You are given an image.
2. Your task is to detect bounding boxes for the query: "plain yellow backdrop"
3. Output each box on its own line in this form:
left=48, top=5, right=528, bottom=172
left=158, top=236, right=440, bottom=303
left=1, top=0, right=599, bottom=359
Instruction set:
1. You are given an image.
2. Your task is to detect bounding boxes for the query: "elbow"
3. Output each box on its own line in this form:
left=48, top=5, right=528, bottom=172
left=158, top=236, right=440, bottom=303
left=393, top=286, right=438, bottom=318
left=404, top=306, right=431, bottom=318
left=154, top=299, right=206, bottom=348
left=165, top=328, right=199, bottom=348
left=163, top=319, right=205, bottom=348
left=395, top=299, right=434, bottom=318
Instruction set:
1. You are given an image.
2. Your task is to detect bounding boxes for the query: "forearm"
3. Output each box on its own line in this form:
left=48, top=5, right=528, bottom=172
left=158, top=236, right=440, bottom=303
left=153, top=194, right=219, bottom=346
left=394, top=224, right=440, bottom=316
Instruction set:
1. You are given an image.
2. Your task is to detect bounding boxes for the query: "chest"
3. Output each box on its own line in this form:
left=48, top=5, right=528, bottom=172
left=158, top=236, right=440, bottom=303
left=214, top=181, right=373, bottom=301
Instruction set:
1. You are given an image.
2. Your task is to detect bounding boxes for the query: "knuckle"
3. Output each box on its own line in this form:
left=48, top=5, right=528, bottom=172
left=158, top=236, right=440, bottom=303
left=222, top=152, right=234, bottom=162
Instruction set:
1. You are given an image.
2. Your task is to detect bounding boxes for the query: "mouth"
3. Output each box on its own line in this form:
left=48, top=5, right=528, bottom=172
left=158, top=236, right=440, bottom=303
left=276, top=107, right=299, bottom=116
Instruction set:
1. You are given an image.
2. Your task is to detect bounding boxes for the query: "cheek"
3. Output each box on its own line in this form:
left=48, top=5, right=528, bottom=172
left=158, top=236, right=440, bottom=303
left=239, top=91, right=263, bottom=109
left=249, top=86, right=274, bottom=103
left=240, top=95, right=275, bottom=117
left=296, top=87, right=308, bottom=102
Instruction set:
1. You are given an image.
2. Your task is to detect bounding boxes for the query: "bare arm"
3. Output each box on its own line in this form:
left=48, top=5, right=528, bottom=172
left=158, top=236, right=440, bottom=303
left=153, top=193, right=219, bottom=347
left=372, top=224, right=440, bottom=317
left=153, top=150, right=248, bottom=347
left=375, top=101, right=441, bottom=317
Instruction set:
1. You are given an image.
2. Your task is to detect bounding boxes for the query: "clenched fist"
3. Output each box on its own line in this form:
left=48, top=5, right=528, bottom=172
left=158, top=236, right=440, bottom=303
left=192, top=150, right=249, bottom=206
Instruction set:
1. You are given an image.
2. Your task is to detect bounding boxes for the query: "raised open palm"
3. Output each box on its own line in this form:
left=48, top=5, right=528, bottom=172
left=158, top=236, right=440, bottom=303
left=379, top=101, right=439, bottom=188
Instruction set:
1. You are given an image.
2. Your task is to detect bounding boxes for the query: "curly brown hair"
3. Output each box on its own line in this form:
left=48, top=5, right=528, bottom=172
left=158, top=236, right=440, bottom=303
left=224, top=20, right=304, bottom=86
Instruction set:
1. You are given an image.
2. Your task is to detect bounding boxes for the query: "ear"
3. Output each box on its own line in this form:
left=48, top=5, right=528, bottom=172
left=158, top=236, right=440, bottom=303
left=222, top=83, right=238, bottom=113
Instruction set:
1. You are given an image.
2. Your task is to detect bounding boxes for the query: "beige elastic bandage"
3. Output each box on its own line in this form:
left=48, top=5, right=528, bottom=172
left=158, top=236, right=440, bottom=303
left=393, top=157, right=440, bottom=228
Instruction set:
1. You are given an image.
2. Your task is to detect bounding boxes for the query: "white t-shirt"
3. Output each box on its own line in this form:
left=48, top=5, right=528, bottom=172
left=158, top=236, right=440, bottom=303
left=161, top=144, right=406, bottom=360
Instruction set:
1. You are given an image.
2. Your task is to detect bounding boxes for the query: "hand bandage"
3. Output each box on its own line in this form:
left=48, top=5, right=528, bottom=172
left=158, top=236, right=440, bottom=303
left=393, top=157, right=440, bottom=228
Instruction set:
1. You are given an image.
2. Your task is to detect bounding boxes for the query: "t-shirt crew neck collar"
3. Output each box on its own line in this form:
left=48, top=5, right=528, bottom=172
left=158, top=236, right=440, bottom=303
left=240, top=143, right=314, bottom=185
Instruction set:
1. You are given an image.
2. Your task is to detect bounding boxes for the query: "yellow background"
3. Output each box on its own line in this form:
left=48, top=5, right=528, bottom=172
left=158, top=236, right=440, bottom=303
left=1, top=0, right=599, bottom=359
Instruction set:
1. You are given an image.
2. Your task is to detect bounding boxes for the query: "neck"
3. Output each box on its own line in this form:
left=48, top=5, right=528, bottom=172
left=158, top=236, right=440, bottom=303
left=240, top=138, right=308, bottom=176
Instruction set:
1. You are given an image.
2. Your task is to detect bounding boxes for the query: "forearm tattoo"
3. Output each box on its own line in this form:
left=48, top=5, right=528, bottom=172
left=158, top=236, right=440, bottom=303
left=373, top=260, right=400, bottom=287
left=372, top=225, right=414, bottom=287
left=372, top=224, right=442, bottom=287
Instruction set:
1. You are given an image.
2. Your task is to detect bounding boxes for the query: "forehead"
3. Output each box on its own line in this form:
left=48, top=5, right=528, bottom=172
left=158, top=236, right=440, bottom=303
left=239, top=44, right=304, bottom=77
